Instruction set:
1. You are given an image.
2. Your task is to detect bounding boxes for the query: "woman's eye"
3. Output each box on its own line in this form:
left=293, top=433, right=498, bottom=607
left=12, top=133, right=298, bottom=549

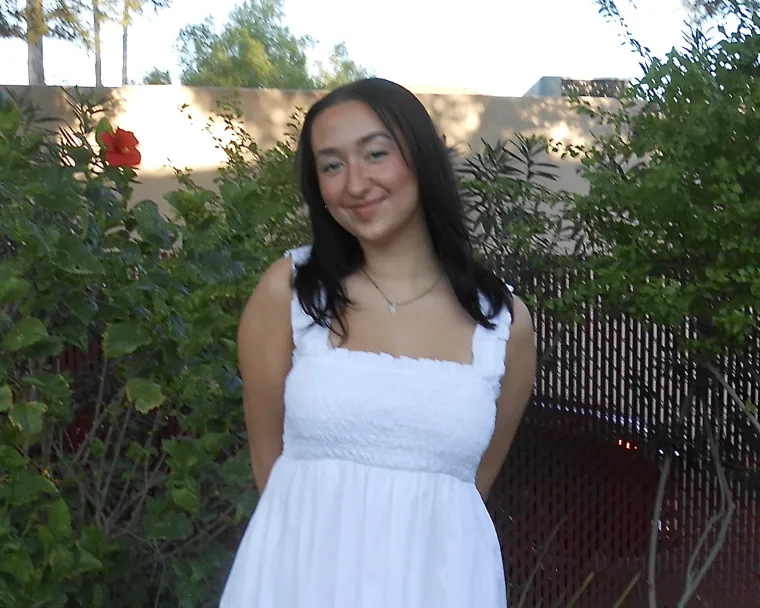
left=368, top=149, right=388, bottom=161
left=321, top=161, right=342, bottom=173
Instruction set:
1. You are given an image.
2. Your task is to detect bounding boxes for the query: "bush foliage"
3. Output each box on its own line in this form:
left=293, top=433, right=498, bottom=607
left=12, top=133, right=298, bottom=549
left=562, top=7, right=760, bottom=357
left=460, top=134, right=582, bottom=308
left=0, top=89, right=308, bottom=607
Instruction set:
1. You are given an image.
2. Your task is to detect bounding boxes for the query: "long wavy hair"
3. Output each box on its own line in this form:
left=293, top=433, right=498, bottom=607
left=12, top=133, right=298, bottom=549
left=293, top=77, right=512, bottom=337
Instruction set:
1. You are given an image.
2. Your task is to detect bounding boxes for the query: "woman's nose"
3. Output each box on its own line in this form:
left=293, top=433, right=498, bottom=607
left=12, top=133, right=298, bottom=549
left=345, top=160, right=371, bottom=198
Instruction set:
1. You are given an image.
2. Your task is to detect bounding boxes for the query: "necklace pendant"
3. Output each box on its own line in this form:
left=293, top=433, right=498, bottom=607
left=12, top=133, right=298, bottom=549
left=388, top=302, right=398, bottom=314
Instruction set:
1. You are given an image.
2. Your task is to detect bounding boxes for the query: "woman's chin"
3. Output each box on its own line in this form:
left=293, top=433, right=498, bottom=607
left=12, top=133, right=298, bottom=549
left=335, top=203, right=424, bottom=248
left=337, top=213, right=394, bottom=245
left=352, top=225, right=396, bottom=247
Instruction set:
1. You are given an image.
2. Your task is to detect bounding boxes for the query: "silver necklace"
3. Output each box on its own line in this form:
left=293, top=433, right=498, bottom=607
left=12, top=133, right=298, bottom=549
left=361, top=269, right=443, bottom=314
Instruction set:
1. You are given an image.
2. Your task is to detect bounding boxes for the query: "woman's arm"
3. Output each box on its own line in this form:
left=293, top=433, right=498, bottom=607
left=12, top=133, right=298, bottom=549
left=237, top=257, right=295, bottom=492
left=475, top=296, right=537, bottom=499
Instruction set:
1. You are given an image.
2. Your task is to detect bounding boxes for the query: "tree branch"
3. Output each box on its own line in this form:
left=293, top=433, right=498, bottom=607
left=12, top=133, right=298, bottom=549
left=101, top=400, right=134, bottom=503
left=675, top=408, right=735, bottom=607
left=107, top=411, right=162, bottom=527
left=73, top=358, right=110, bottom=463
left=648, top=387, right=695, bottom=608
left=110, top=450, right=167, bottom=541
left=612, top=573, right=641, bottom=608
left=704, top=361, right=760, bottom=437
left=160, top=503, right=237, bottom=562
left=93, top=419, right=116, bottom=526
left=516, top=516, right=568, bottom=608
left=648, top=453, right=673, bottom=608
left=52, top=436, right=98, bottom=509
left=566, top=572, right=595, bottom=608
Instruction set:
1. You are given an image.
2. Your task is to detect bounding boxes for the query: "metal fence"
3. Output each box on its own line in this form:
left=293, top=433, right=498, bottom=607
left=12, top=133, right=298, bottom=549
left=487, top=271, right=760, bottom=606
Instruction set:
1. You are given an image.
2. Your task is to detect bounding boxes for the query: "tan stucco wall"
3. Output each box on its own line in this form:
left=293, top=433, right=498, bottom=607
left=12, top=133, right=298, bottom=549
left=5, top=85, right=613, bottom=214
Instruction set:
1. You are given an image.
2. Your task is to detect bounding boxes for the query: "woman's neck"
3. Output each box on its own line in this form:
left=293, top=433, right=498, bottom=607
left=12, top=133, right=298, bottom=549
left=360, top=228, right=440, bottom=286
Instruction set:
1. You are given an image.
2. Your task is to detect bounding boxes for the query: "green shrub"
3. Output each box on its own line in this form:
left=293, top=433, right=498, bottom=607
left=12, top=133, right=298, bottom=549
left=562, top=9, right=760, bottom=356
left=460, top=134, right=582, bottom=309
left=0, top=89, right=308, bottom=607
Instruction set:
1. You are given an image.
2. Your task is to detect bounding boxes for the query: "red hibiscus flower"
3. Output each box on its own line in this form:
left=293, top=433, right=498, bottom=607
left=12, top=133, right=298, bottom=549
left=101, top=128, right=142, bottom=168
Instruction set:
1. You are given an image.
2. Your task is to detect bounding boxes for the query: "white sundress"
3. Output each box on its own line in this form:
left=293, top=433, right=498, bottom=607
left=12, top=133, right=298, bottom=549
left=220, top=245, right=513, bottom=608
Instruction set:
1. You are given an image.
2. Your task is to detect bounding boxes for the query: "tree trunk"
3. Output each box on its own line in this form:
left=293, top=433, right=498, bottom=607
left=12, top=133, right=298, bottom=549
left=25, top=0, right=45, bottom=85
left=121, top=0, right=129, bottom=85
left=93, top=0, right=102, bottom=87
left=27, top=37, right=44, bottom=85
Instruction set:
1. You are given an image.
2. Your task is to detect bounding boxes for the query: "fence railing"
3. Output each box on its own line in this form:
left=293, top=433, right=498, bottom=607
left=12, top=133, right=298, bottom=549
left=487, top=270, right=760, bottom=606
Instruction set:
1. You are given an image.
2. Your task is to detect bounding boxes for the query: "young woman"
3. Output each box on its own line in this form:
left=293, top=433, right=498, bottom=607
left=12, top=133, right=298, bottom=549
left=220, top=78, right=536, bottom=607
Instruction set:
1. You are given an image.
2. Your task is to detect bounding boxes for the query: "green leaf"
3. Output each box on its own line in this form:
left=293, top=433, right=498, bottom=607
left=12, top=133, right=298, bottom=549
left=3, top=317, right=48, bottom=352
left=144, top=509, right=193, bottom=541
left=0, top=277, right=31, bottom=305
left=48, top=545, right=75, bottom=580
left=19, top=335, right=63, bottom=361
left=73, top=544, right=103, bottom=575
left=163, top=439, right=199, bottom=473
left=132, top=200, right=176, bottom=249
left=0, top=549, right=34, bottom=582
left=90, top=437, right=105, bottom=458
left=0, top=446, right=26, bottom=470
left=0, top=260, right=25, bottom=283
left=219, top=453, right=251, bottom=487
left=0, top=507, right=10, bottom=538
left=199, top=431, right=228, bottom=455
left=9, top=401, right=46, bottom=435
left=171, top=481, right=199, bottom=513
left=36, top=523, right=56, bottom=547
left=121, top=241, right=142, bottom=265
left=48, top=499, right=73, bottom=540
left=126, top=441, right=145, bottom=463
left=103, top=322, right=151, bottom=358
left=94, top=118, right=113, bottom=145
left=53, top=234, right=106, bottom=275
left=0, top=385, right=11, bottom=412
left=78, top=524, right=107, bottom=558
left=0, top=104, right=21, bottom=135
left=8, top=469, right=57, bottom=505
left=126, top=378, right=166, bottom=413
left=89, top=583, right=108, bottom=608
left=22, top=374, right=70, bottom=406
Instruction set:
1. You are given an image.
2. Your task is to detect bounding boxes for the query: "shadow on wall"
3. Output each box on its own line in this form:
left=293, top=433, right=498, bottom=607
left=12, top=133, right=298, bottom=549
left=4, top=84, right=128, bottom=145
left=415, top=92, right=610, bottom=196
left=4, top=84, right=609, bottom=213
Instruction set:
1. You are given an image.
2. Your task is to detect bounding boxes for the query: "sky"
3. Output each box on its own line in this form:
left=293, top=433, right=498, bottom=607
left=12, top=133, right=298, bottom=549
left=0, top=0, right=694, bottom=97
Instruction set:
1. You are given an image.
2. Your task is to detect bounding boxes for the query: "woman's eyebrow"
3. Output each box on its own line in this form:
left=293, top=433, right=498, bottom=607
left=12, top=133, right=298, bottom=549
left=315, top=131, right=392, bottom=157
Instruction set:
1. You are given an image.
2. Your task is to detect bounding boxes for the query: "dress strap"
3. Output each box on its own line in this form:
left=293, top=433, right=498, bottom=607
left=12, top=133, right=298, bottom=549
left=285, top=246, right=327, bottom=354
left=471, top=290, right=514, bottom=393
left=287, top=245, right=312, bottom=267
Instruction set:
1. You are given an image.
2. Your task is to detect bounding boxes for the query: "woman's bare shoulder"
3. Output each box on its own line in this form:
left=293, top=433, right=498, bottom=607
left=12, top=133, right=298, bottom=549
left=238, top=257, right=293, bottom=340
left=253, top=257, right=293, bottom=305
left=509, top=295, right=533, bottom=336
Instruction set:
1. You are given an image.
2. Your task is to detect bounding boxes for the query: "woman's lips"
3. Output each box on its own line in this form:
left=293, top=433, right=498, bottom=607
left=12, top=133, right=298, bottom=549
left=349, top=198, right=385, bottom=220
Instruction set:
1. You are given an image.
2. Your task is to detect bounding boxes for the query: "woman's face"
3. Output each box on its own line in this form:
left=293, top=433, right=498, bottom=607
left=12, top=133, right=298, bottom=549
left=310, top=100, right=421, bottom=246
